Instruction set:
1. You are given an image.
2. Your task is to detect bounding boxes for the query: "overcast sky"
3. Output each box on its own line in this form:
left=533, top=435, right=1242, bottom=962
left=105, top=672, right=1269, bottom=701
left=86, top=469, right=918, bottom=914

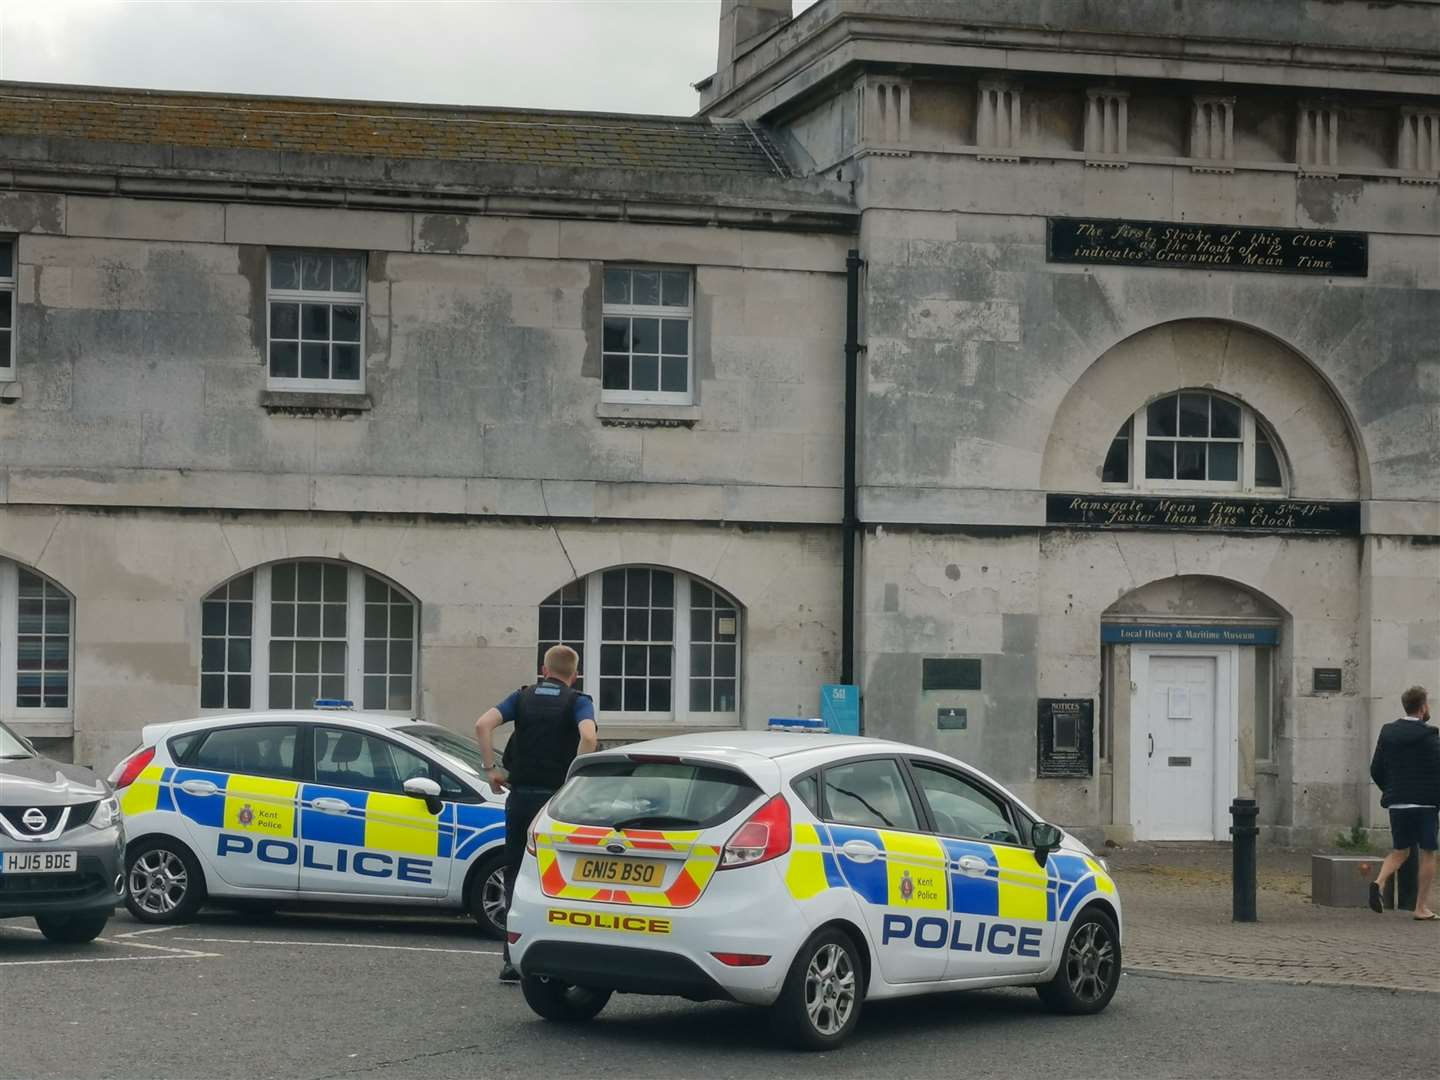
left=0, top=0, right=819, bottom=116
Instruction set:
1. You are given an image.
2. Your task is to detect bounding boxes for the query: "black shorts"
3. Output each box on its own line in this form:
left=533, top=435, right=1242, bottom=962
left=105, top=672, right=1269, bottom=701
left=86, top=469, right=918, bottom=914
left=1388, top=807, right=1439, bottom=852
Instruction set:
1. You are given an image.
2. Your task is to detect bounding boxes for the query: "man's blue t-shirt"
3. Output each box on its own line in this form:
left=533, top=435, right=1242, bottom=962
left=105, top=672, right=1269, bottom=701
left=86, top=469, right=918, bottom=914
left=495, top=680, right=596, bottom=726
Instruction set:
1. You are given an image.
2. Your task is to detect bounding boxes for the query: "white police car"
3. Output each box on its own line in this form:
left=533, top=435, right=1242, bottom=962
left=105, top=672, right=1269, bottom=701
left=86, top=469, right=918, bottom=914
left=508, top=732, right=1122, bottom=1049
left=109, top=706, right=508, bottom=934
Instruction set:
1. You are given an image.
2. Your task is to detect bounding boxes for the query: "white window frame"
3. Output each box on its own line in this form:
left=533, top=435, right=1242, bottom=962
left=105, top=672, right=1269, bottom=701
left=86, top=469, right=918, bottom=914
left=544, top=568, right=740, bottom=727
left=0, top=236, right=16, bottom=382
left=600, top=265, right=695, bottom=406
left=200, top=561, right=418, bottom=715
left=1102, top=391, right=1287, bottom=495
left=0, top=560, right=74, bottom=729
left=265, top=249, right=366, bottom=394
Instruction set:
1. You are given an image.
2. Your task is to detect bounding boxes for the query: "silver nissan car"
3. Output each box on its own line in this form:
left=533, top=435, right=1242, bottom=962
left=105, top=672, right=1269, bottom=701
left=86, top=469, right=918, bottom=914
left=0, top=720, right=125, bottom=942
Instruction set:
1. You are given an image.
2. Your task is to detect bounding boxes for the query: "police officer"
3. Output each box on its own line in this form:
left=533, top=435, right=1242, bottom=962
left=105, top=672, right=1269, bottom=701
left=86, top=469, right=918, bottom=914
left=475, top=644, right=597, bottom=983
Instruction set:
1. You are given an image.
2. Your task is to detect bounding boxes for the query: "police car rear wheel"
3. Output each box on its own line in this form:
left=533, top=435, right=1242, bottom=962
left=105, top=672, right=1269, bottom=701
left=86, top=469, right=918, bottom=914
left=770, top=928, right=862, bottom=1050
left=467, top=853, right=507, bottom=939
left=35, top=913, right=109, bottom=943
left=125, top=839, right=205, bottom=924
left=520, top=974, right=612, bottom=1022
left=1037, top=908, right=1120, bottom=1015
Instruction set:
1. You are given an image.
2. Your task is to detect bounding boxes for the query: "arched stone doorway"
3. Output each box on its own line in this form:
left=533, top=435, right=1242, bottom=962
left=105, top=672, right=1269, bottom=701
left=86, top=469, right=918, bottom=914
left=1102, top=576, right=1288, bottom=841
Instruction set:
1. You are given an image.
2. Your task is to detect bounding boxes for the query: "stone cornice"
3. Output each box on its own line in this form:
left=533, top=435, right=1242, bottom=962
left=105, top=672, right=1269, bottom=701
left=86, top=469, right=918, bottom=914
left=0, top=139, right=858, bottom=233
left=703, top=9, right=1440, bottom=120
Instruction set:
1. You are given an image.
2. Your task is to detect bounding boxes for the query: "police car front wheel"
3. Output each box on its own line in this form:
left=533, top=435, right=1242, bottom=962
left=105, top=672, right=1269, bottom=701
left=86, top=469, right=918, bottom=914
left=1036, top=907, right=1121, bottom=1015
left=520, top=975, right=612, bottom=1023
left=125, top=838, right=206, bottom=924
left=770, top=927, right=863, bottom=1050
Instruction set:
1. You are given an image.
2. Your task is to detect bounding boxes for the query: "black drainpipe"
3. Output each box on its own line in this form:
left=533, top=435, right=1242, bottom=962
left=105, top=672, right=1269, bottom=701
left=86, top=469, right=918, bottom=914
left=841, top=249, right=861, bottom=717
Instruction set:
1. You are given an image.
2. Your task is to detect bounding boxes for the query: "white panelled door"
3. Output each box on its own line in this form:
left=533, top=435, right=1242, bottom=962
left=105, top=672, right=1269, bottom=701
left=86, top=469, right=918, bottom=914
left=1132, top=650, right=1235, bottom=841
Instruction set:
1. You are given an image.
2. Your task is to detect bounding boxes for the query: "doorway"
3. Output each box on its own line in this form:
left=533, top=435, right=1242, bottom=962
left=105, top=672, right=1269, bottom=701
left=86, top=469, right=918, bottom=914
left=1130, top=647, right=1237, bottom=841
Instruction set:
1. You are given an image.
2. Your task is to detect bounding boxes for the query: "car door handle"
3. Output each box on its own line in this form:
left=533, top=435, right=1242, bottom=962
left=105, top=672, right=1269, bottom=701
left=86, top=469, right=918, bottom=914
left=311, top=797, right=352, bottom=815
left=178, top=779, right=218, bottom=796
left=840, top=840, right=879, bottom=863
left=1148, top=734, right=1155, bottom=759
left=957, top=855, right=990, bottom=877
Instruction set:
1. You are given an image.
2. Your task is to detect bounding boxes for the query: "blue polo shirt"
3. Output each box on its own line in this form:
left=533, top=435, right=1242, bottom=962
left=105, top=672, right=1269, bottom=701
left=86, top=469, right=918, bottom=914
left=494, top=680, right=596, bottom=727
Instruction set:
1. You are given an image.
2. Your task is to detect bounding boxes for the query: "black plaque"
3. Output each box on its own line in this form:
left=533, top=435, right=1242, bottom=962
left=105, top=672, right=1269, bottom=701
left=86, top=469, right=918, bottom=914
left=1038, top=699, right=1094, bottom=779
left=937, top=707, right=968, bottom=731
left=1047, top=493, right=1361, bottom=536
left=1047, top=217, right=1367, bottom=277
left=923, top=658, right=981, bottom=691
left=1313, top=668, right=1343, bottom=693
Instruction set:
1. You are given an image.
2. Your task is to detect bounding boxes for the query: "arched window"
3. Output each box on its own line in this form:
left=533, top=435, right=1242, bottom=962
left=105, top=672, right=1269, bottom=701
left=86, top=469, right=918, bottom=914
left=538, top=567, right=740, bottom=722
left=201, top=560, right=417, bottom=713
left=1102, top=391, right=1285, bottom=493
left=0, top=560, right=73, bottom=721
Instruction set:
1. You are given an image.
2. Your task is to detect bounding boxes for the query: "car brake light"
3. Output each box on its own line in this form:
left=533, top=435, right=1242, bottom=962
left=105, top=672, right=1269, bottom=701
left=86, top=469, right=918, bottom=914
left=627, top=753, right=682, bottom=764
left=526, top=815, right=539, bottom=856
left=718, top=794, right=790, bottom=869
left=711, top=952, right=771, bottom=967
left=112, top=746, right=155, bottom=790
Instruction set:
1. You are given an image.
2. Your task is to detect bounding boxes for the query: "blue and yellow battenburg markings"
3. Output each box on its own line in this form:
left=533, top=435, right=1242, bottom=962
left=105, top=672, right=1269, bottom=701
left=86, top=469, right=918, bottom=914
left=784, top=824, right=1115, bottom=926
left=120, top=767, right=506, bottom=880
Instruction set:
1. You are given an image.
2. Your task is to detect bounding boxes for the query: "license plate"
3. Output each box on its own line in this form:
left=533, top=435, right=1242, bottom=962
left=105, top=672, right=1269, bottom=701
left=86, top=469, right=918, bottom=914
left=2, top=850, right=77, bottom=874
left=571, top=855, right=664, bottom=887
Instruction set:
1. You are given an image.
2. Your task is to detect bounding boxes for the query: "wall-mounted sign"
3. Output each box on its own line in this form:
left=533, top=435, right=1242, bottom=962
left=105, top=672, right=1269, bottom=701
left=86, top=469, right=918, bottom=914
left=922, top=658, right=981, bottom=691
left=1102, top=624, right=1280, bottom=646
left=1047, top=493, right=1360, bottom=536
left=1312, top=668, right=1344, bottom=693
left=937, top=707, right=968, bottom=731
left=1046, top=217, right=1368, bottom=277
left=821, top=684, right=860, bottom=735
left=1038, top=699, right=1094, bottom=779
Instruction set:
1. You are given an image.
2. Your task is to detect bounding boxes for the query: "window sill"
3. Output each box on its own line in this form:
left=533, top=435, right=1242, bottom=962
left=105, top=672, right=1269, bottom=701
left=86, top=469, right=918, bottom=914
left=596, top=402, right=700, bottom=429
left=261, top=390, right=373, bottom=417
left=4, top=717, right=74, bottom=739
left=0, top=380, right=20, bottom=403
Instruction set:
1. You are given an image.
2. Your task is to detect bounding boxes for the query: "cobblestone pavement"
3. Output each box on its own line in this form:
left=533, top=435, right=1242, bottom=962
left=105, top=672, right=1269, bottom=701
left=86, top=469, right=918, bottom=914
left=1109, top=842, right=1440, bottom=992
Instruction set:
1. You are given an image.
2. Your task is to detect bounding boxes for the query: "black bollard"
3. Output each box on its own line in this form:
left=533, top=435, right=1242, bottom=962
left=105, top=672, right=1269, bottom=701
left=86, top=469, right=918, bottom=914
left=1230, top=797, right=1259, bottom=922
left=1396, top=844, right=1420, bottom=912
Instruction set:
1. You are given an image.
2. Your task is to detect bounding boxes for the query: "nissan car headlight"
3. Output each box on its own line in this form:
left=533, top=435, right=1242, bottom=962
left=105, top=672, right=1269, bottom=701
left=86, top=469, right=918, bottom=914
left=90, top=795, right=120, bottom=830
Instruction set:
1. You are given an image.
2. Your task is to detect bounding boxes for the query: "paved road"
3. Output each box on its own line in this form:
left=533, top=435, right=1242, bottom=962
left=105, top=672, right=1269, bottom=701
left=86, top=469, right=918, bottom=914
left=3, top=909, right=1434, bottom=1080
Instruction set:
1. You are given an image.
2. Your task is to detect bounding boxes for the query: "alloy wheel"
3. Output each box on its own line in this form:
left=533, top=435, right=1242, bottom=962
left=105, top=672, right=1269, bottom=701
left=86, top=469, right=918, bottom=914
left=481, top=865, right=507, bottom=932
left=1064, top=920, right=1117, bottom=1004
left=129, top=849, right=189, bottom=916
left=803, top=942, right=856, bottom=1036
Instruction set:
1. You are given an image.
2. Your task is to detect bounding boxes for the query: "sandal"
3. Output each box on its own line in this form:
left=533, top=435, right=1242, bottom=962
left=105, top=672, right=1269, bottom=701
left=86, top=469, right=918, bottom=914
left=1413, top=912, right=1439, bottom=921
left=1368, top=882, right=1384, bottom=914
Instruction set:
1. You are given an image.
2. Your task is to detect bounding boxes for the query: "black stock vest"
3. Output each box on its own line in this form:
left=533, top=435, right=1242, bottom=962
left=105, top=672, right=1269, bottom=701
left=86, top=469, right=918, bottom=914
left=503, top=679, right=582, bottom=791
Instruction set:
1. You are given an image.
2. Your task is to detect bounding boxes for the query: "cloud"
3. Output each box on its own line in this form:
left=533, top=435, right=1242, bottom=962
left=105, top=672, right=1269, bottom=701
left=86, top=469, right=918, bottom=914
left=0, top=0, right=773, bottom=115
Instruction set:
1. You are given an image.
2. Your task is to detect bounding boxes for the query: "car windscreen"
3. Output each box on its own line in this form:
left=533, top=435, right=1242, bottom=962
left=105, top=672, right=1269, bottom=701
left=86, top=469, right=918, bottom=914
left=0, top=720, right=34, bottom=759
left=397, top=724, right=487, bottom=777
left=549, top=760, right=761, bottom=831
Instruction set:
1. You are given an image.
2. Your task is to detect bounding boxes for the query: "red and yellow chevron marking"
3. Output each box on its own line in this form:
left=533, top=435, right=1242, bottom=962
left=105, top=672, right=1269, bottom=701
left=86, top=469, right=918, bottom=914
left=535, top=827, right=720, bottom=909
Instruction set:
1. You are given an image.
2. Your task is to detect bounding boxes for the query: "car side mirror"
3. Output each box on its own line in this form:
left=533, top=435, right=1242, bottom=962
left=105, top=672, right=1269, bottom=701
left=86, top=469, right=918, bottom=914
left=403, top=776, right=444, bottom=816
left=1032, top=821, right=1063, bottom=866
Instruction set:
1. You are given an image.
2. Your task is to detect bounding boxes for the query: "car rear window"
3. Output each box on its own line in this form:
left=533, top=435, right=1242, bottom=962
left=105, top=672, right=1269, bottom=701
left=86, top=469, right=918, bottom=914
left=549, top=760, right=760, bottom=831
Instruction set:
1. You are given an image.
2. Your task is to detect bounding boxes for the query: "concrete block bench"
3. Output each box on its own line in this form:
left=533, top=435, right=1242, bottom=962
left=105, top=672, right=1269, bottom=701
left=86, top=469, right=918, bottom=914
left=1311, top=854, right=1395, bottom=908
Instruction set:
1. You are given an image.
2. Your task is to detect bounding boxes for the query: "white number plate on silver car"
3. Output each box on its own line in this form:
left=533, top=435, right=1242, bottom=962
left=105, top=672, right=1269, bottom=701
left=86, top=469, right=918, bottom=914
left=2, top=850, right=77, bottom=874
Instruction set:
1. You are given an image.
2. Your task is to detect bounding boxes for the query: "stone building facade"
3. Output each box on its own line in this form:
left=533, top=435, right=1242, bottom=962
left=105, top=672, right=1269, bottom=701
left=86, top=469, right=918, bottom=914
left=0, top=0, right=1435, bottom=844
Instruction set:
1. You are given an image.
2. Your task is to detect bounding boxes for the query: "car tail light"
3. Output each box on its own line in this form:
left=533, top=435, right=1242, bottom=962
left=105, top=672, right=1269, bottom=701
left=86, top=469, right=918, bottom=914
left=718, top=794, right=790, bottom=870
left=526, top=814, right=539, bottom=856
left=711, top=952, right=771, bottom=967
left=111, top=746, right=155, bottom=790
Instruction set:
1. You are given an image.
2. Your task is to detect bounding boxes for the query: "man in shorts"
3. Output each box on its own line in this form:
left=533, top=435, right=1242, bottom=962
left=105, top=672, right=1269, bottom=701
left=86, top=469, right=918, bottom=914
left=1368, top=685, right=1439, bottom=920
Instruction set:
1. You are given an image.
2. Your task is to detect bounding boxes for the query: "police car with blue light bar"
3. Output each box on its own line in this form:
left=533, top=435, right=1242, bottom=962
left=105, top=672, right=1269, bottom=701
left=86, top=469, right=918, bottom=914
left=507, top=731, right=1122, bottom=1049
left=109, top=703, right=510, bottom=934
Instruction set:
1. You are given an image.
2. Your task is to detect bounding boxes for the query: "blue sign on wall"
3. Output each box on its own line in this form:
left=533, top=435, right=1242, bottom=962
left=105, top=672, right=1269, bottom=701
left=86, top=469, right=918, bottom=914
left=821, top=684, right=860, bottom=735
left=1101, top=624, right=1279, bottom=646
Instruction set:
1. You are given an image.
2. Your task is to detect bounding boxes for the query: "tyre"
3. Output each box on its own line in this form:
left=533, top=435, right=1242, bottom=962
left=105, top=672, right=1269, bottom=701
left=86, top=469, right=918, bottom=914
left=467, top=852, right=508, bottom=939
left=769, top=927, right=863, bottom=1050
left=520, top=974, right=612, bottom=1022
left=125, top=837, right=206, bottom=924
left=35, top=912, right=109, bottom=944
left=1036, top=907, right=1122, bottom=1015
